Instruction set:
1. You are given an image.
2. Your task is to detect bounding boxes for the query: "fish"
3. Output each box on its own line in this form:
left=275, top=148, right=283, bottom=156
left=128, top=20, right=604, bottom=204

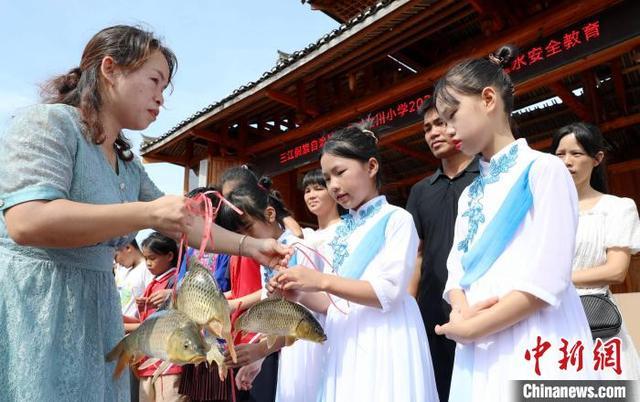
left=203, top=330, right=228, bottom=382
left=105, top=309, right=207, bottom=379
left=174, top=256, right=237, bottom=363
left=235, top=297, right=327, bottom=348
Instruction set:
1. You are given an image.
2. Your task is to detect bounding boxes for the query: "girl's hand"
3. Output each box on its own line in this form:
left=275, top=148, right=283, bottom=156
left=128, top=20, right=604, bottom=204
left=223, top=341, right=268, bottom=368
left=146, top=195, right=193, bottom=239
left=135, top=296, right=148, bottom=308
left=274, top=266, right=327, bottom=292
left=148, top=289, right=172, bottom=308
left=266, top=278, right=301, bottom=302
left=434, top=320, right=475, bottom=344
left=437, top=297, right=498, bottom=343
left=245, top=238, right=292, bottom=269
left=235, top=359, right=264, bottom=391
left=450, top=296, right=499, bottom=323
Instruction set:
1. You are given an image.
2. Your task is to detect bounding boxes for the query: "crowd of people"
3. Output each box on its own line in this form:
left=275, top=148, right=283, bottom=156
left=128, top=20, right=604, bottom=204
left=0, top=24, right=638, bottom=402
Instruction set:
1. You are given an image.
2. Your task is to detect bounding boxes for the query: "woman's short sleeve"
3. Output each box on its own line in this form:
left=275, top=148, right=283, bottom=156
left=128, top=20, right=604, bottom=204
left=0, top=105, right=78, bottom=212
left=605, top=197, right=640, bottom=254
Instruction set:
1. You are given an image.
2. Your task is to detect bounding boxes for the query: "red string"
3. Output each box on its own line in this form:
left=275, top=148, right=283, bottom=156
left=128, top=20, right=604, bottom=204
left=172, top=191, right=244, bottom=297
left=288, top=242, right=348, bottom=315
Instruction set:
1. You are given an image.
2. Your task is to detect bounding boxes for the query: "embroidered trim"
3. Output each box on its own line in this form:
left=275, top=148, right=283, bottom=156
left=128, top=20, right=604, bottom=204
left=329, top=199, right=384, bottom=272
left=458, top=144, right=519, bottom=252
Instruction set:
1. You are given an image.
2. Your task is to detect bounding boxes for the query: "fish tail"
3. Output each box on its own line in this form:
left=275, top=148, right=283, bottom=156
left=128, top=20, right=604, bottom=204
left=105, top=340, right=131, bottom=379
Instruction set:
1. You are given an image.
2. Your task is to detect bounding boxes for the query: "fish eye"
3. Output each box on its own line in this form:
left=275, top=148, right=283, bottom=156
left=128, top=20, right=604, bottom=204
left=183, top=341, right=189, bottom=349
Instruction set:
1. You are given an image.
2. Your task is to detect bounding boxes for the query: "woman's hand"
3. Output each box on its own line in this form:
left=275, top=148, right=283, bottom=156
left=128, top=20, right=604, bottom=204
left=245, top=237, right=292, bottom=269
left=273, top=266, right=328, bottom=292
left=145, top=195, right=193, bottom=239
left=223, top=341, right=268, bottom=368
left=235, top=359, right=264, bottom=390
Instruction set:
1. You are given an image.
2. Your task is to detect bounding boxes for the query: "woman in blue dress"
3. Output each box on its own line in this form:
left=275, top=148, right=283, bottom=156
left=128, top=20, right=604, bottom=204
left=0, top=25, right=288, bottom=402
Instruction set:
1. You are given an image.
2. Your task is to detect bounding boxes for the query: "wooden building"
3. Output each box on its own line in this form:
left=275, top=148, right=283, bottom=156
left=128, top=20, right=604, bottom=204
left=141, top=0, right=640, bottom=291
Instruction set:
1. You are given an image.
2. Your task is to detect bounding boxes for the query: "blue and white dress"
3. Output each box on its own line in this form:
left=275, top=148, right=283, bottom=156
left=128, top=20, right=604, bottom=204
left=319, top=196, right=438, bottom=402
left=0, top=104, right=163, bottom=401
left=444, top=139, right=598, bottom=402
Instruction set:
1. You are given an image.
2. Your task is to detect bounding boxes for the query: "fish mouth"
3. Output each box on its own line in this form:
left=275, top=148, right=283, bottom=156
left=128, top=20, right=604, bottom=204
left=188, top=355, right=207, bottom=364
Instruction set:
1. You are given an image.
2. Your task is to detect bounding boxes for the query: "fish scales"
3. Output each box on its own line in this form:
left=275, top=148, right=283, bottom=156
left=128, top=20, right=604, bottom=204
left=236, top=298, right=326, bottom=342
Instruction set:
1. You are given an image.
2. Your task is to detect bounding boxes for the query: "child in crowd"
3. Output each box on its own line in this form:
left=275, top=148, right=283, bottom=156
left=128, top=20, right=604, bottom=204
left=135, top=232, right=184, bottom=402
left=217, top=180, right=327, bottom=402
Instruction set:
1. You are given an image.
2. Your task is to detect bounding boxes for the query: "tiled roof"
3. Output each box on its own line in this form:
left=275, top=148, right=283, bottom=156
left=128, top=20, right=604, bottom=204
left=140, top=0, right=396, bottom=152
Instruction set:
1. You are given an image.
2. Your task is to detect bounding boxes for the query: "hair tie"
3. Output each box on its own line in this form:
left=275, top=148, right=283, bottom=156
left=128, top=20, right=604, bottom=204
left=361, top=129, right=378, bottom=144
left=488, top=53, right=503, bottom=67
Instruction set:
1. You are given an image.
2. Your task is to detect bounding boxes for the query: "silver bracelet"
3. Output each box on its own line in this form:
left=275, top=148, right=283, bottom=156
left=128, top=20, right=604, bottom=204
left=238, top=235, right=248, bottom=257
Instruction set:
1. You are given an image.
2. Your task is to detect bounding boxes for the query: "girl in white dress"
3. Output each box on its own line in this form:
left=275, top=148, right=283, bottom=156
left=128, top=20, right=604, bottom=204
left=432, top=46, right=598, bottom=401
left=271, top=127, right=439, bottom=402
left=552, top=122, right=640, bottom=379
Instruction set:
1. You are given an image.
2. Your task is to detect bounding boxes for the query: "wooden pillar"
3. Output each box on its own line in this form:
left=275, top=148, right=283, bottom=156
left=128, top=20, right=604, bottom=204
left=183, top=140, right=193, bottom=194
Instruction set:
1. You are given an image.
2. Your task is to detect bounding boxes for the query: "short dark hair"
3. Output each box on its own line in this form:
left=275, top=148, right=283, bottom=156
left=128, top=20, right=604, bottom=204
left=417, top=95, right=435, bottom=117
left=302, top=169, right=326, bottom=189
left=550, top=122, right=610, bottom=193
left=140, top=232, right=178, bottom=267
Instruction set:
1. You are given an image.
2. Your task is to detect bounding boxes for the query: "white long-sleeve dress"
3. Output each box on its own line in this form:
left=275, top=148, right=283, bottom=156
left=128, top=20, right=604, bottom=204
left=444, top=139, right=599, bottom=402
left=319, top=196, right=438, bottom=402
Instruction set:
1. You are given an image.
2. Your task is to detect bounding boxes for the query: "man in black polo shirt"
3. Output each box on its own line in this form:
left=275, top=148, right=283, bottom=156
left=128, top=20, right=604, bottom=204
left=406, top=98, right=479, bottom=402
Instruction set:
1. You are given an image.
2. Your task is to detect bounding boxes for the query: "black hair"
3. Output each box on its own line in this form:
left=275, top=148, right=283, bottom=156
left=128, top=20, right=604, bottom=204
left=302, top=169, right=327, bottom=189
left=417, top=95, right=435, bottom=117
left=186, top=185, right=222, bottom=204
left=216, top=182, right=285, bottom=233
left=140, top=231, right=178, bottom=267
left=320, top=125, right=382, bottom=189
left=220, top=166, right=293, bottom=218
left=434, top=45, right=518, bottom=116
left=302, top=168, right=347, bottom=216
left=550, top=122, right=609, bottom=193
left=257, top=176, right=293, bottom=218
left=221, top=165, right=259, bottom=189
left=130, top=238, right=140, bottom=251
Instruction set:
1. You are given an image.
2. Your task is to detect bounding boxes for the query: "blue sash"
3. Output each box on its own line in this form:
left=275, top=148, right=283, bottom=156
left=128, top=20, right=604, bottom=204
left=318, top=211, right=393, bottom=402
left=460, top=160, right=535, bottom=287
left=339, top=211, right=394, bottom=279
